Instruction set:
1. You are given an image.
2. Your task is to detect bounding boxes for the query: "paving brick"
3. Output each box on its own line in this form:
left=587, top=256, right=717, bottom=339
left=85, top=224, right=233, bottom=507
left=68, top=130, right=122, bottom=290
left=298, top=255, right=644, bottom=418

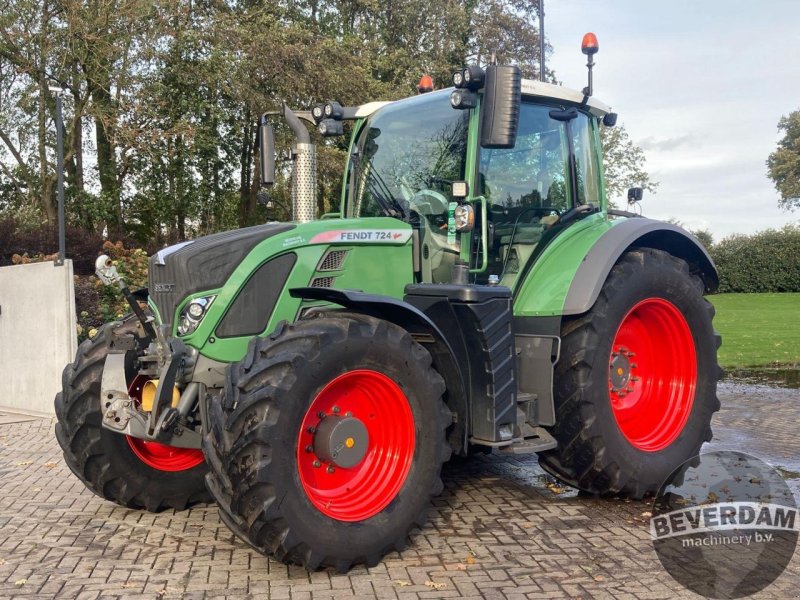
left=1, top=382, right=799, bottom=598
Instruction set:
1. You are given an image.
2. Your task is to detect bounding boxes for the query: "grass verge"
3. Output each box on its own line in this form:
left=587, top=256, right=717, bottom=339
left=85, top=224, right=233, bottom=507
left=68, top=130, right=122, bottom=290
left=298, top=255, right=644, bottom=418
left=707, top=293, right=800, bottom=369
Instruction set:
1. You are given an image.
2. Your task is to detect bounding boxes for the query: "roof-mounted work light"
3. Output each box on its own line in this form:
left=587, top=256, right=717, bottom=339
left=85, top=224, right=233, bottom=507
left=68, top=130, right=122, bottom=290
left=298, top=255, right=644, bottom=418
left=450, top=88, right=478, bottom=110
left=462, top=65, right=485, bottom=90
left=318, top=119, right=344, bottom=137
left=323, top=101, right=344, bottom=120
left=453, top=66, right=485, bottom=91
left=311, top=104, right=325, bottom=123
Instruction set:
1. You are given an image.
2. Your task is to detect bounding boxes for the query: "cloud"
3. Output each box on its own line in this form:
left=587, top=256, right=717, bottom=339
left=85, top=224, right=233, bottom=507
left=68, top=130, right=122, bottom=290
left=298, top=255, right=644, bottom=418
left=639, top=134, right=696, bottom=152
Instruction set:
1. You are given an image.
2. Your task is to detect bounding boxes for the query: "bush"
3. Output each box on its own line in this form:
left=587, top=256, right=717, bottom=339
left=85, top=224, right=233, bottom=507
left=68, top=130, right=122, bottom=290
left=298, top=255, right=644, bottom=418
left=711, top=225, right=800, bottom=293
left=0, top=216, right=106, bottom=275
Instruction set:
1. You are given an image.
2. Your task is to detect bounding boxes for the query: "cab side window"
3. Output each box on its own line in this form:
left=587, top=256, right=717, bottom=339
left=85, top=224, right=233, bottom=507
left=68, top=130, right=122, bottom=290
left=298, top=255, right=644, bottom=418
left=476, top=104, right=571, bottom=287
left=479, top=103, right=570, bottom=215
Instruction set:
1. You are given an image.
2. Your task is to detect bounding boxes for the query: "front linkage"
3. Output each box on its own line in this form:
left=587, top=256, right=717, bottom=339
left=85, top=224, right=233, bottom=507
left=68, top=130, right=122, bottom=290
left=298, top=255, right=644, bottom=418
left=94, top=254, right=203, bottom=451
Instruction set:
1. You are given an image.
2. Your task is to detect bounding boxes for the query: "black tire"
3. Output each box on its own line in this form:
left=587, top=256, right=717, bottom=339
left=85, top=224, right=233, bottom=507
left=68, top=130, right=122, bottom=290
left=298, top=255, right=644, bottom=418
left=54, top=317, right=211, bottom=512
left=203, top=313, right=451, bottom=571
left=538, top=248, right=722, bottom=498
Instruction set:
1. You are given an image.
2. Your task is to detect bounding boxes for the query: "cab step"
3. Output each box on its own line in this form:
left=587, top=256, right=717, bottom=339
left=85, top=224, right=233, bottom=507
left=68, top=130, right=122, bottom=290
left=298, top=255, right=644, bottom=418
left=498, top=427, right=557, bottom=455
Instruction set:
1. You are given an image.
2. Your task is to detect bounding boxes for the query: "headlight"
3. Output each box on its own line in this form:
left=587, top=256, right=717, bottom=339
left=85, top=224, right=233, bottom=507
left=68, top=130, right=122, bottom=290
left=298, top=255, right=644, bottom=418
left=177, top=295, right=215, bottom=336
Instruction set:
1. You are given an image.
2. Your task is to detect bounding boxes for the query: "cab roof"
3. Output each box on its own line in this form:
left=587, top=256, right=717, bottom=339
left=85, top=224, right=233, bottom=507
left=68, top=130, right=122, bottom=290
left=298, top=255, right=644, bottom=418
left=353, top=80, right=611, bottom=119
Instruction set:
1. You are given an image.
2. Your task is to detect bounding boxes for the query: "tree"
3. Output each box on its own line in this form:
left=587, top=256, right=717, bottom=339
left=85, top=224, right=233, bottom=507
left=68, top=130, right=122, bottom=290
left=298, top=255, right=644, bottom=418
left=767, top=109, right=800, bottom=211
left=600, top=124, right=658, bottom=206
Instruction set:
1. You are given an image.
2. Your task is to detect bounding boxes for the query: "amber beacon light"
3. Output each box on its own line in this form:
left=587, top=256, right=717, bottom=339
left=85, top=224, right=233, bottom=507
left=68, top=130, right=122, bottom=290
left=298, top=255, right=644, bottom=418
left=581, top=32, right=599, bottom=55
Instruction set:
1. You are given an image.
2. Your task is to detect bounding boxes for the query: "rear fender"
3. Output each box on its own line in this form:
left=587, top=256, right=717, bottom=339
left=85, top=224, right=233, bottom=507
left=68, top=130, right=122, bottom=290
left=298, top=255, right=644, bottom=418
left=563, top=218, right=718, bottom=315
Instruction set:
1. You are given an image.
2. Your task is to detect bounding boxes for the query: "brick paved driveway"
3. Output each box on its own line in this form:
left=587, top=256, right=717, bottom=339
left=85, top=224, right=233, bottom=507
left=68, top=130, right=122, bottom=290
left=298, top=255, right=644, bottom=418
left=0, top=382, right=798, bottom=599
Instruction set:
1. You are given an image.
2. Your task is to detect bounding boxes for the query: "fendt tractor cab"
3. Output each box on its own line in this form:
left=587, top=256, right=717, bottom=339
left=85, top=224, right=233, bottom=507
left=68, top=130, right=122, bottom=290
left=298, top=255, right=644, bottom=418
left=55, top=35, right=721, bottom=570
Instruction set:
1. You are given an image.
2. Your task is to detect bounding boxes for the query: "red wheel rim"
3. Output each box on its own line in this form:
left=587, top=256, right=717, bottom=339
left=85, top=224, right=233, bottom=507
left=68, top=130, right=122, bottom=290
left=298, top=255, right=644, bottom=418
left=296, top=370, right=415, bottom=522
left=124, top=375, right=205, bottom=472
left=608, top=298, right=697, bottom=452
left=126, top=437, right=205, bottom=471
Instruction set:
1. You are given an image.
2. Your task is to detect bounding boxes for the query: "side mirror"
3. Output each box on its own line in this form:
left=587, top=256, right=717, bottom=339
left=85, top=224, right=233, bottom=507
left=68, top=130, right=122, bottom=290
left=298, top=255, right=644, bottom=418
left=627, top=187, right=644, bottom=203
left=480, top=65, right=521, bottom=149
left=259, top=116, right=275, bottom=186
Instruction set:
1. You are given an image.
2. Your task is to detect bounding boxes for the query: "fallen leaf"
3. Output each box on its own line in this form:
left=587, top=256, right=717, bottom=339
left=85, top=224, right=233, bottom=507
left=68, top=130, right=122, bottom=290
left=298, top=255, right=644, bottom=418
left=394, top=580, right=412, bottom=587
left=594, top=575, right=605, bottom=582
left=44, top=462, right=58, bottom=469
left=522, top=522, right=533, bottom=529
left=16, top=461, right=32, bottom=466
left=425, top=580, right=447, bottom=590
left=455, top=563, right=467, bottom=571
left=121, top=583, right=138, bottom=589
left=640, top=511, right=652, bottom=518
left=0, top=558, right=5, bottom=565
left=466, top=553, right=476, bottom=565
left=156, top=589, right=167, bottom=598
left=14, top=579, right=26, bottom=587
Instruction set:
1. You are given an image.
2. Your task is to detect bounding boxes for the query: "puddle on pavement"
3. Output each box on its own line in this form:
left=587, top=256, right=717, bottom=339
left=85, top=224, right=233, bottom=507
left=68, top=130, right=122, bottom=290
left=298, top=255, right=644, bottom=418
left=724, top=367, right=800, bottom=389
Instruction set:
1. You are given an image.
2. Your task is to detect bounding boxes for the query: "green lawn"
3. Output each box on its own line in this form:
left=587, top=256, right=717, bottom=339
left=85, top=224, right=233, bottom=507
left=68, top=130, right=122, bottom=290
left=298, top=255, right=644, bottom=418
left=708, top=293, right=800, bottom=369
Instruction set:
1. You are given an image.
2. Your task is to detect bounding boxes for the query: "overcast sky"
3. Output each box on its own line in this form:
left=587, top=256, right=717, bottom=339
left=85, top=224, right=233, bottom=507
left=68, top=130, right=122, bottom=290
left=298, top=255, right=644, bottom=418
left=545, top=0, right=800, bottom=239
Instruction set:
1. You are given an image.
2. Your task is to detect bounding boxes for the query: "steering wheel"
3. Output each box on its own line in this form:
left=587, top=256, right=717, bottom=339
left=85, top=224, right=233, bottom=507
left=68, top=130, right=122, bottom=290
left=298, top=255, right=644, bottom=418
left=408, top=189, right=450, bottom=231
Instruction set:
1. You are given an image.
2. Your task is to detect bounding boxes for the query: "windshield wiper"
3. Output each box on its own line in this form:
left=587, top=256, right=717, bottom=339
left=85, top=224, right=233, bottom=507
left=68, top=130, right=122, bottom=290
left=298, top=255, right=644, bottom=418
left=364, top=170, right=407, bottom=219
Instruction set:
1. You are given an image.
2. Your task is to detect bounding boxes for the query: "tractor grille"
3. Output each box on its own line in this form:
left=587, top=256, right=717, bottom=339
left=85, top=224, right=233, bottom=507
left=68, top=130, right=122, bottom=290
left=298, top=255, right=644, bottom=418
left=310, top=276, right=335, bottom=288
left=317, top=249, right=348, bottom=272
left=147, top=223, right=294, bottom=327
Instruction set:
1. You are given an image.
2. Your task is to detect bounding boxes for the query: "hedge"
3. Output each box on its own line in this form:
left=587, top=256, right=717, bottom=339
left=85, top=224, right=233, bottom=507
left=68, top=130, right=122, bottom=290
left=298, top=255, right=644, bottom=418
left=710, top=225, right=800, bottom=293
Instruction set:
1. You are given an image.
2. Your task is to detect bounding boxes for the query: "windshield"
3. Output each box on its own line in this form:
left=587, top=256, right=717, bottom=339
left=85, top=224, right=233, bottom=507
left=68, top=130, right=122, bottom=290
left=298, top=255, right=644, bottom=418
left=346, top=90, right=468, bottom=220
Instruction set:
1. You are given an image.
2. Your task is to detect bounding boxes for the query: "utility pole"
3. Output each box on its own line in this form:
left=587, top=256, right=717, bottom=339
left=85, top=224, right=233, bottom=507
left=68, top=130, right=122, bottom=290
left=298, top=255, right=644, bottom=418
left=538, top=0, right=546, bottom=82
left=49, top=87, right=66, bottom=266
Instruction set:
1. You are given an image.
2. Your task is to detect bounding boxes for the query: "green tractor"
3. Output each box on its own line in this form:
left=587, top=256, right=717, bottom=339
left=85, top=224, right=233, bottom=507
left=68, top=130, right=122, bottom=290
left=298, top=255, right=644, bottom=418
left=55, top=36, right=720, bottom=571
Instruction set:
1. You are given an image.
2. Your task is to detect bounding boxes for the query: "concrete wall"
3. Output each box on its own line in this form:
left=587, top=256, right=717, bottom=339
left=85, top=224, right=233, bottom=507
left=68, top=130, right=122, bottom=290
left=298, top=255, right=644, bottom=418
left=0, top=260, right=78, bottom=414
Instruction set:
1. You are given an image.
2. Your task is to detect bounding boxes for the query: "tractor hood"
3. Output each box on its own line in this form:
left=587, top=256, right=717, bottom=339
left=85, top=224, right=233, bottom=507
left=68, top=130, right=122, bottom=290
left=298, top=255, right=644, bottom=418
left=148, top=222, right=295, bottom=326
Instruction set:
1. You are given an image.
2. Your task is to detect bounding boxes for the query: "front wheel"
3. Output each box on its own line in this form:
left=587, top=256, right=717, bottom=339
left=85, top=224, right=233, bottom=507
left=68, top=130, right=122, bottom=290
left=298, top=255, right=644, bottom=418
left=54, top=317, right=210, bottom=511
left=538, top=248, right=722, bottom=498
left=203, top=313, right=451, bottom=571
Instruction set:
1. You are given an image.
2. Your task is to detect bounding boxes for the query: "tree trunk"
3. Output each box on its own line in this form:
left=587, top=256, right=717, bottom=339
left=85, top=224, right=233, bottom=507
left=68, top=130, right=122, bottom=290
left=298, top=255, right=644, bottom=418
left=92, top=81, right=121, bottom=237
left=238, top=110, right=253, bottom=227
left=37, top=0, right=56, bottom=223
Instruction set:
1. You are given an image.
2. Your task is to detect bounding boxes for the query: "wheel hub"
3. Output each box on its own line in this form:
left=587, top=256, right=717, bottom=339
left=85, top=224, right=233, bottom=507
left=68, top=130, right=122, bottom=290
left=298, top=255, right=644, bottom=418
left=609, top=348, right=637, bottom=394
left=312, top=415, right=369, bottom=468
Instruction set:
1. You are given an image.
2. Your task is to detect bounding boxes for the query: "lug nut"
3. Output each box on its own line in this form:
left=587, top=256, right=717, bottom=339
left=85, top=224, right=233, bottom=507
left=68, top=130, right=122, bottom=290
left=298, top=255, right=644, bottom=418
left=631, top=376, right=640, bottom=382
left=317, top=411, right=326, bottom=419
left=313, top=460, right=321, bottom=468
left=307, top=426, right=316, bottom=434
left=332, top=406, right=340, bottom=414
left=305, top=445, right=313, bottom=453
left=327, top=466, right=335, bottom=474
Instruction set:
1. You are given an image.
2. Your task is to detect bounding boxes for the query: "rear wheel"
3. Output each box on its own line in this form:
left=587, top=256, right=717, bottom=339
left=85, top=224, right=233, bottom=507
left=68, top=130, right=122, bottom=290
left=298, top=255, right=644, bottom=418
left=538, top=248, right=721, bottom=498
left=54, top=317, right=210, bottom=511
left=204, top=313, right=451, bottom=571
